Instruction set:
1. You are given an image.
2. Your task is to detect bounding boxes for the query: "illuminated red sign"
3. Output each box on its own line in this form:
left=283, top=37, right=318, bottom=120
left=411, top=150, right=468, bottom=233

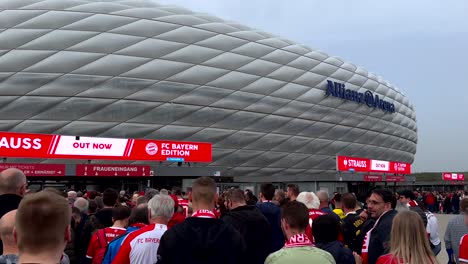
left=364, top=175, right=383, bottom=182
left=337, top=156, right=369, bottom=172
left=442, top=173, right=465, bottom=181
left=76, top=164, right=151, bottom=177
left=0, top=132, right=212, bottom=162
left=386, top=176, right=406, bottom=182
left=337, top=155, right=411, bottom=174
left=0, top=163, right=65, bottom=176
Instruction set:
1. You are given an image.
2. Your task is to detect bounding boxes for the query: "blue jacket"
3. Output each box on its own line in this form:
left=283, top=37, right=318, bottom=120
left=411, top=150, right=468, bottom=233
left=256, top=202, right=284, bottom=254
left=316, top=240, right=355, bottom=264
left=101, top=226, right=140, bottom=264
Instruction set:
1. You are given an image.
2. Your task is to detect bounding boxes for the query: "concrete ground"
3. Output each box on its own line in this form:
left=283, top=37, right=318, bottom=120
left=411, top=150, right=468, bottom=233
left=436, top=213, right=455, bottom=264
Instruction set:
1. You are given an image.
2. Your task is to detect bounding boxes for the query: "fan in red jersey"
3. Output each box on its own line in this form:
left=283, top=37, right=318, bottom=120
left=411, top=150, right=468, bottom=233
left=172, top=187, right=190, bottom=217
left=168, top=195, right=185, bottom=228
left=86, top=206, right=131, bottom=263
left=460, top=234, right=468, bottom=264
left=296, top=191, right=327, bottom=243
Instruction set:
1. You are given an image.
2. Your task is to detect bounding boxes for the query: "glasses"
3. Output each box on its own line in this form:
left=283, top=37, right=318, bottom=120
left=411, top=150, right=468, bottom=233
left=366, top=200, right=384, bottom=206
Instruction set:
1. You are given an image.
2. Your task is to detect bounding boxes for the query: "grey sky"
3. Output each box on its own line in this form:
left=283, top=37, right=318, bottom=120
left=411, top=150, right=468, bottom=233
left=158, top=0, right=468, bottom=173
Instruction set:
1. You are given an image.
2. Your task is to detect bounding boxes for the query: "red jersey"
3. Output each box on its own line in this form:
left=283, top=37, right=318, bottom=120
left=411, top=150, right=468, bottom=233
left=305, top=209, right=327, bottom=243
left=408, top=200, right=419, bottom=207
left=460, top=234, right=468, bottom=263
left=178, top=198, right=189, bottom=216
left=168, top=212, right=185, bottom=228
left=86, top=227, right=127, bottom=260
left=376, top=254, right=400, bottom=264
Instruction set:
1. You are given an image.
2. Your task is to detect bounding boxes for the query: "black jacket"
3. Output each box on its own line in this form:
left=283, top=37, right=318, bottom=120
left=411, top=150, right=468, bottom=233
left=0, top=194, right=22, bottom=255
left=256, top=202, right=284, bottom=253
left=316, top=240, right=356, bottom=264
left=368, top=209, right=397, bottom=264
left=221, top=205, right=271, bottom=264
left=157, top=217, right=246, bottom=264
left=355, top=218, right=375, bottom=255
left=341, top=210, right=365, bottom=253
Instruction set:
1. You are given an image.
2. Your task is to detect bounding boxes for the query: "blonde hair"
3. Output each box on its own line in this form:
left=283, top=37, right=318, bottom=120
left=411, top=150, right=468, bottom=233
left=296, top=192, right=320, bottom=209
left=388, top=210, right=438, bottom=264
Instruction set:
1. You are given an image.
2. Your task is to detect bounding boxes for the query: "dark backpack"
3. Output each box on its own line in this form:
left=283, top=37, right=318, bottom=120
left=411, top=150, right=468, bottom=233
left=92, top=229, right=107, bottom=264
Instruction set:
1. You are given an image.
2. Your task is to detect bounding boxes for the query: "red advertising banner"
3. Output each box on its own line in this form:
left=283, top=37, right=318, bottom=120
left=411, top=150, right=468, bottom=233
left=0, top=163, right=65, bottom=176
left=337, top=155, right=411, bottom=174
left=76, top=164, right=152, bottom=177
left=337, top=156, right=370, bottom=172
left=386, top=176, right=406, bottom=182
left=364, top=175, right=383, bottom=182
left=0, top=132, right=212, bottom=162
left=442, top=173, right=465, bottom=181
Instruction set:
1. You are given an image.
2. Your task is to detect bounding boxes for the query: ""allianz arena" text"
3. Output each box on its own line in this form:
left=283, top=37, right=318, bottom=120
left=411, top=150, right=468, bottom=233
left=326, top=80, right=396, bottom=113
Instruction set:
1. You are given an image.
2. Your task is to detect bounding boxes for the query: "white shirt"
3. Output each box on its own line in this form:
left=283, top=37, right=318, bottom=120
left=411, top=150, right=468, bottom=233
left=425, top=212, right=441, bottom=245
left=112, top=223, right=167, bottom=264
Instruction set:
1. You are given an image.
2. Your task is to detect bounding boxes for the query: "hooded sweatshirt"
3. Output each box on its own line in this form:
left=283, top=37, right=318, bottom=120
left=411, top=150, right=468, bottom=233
left=222, top=205, right=271, bottom=264
left=157, top=217, right=245, bottom=264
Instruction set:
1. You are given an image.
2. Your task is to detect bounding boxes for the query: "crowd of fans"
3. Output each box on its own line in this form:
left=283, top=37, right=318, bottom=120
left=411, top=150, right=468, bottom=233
left=0, top=167, right=468, bottom=264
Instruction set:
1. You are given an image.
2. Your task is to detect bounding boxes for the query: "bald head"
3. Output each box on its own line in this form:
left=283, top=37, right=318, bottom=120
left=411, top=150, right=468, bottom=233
left=0, top=168, right=27, bottom=196
left=0, top=210, right=17, bottom=249
left=316, top=191, right=328, bottom=201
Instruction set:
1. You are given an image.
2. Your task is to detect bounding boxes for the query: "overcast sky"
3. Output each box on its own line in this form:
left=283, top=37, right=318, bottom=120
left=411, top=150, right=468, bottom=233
left=158, top=0, right=468, bottom=173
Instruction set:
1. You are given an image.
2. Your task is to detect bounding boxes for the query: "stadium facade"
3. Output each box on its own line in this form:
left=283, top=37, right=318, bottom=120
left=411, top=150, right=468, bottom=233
left=0, top=0, right=417, bottom=185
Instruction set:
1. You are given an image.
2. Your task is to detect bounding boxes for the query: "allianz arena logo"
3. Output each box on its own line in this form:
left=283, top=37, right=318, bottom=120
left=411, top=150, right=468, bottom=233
left=325, top=80, right=396, bottom=113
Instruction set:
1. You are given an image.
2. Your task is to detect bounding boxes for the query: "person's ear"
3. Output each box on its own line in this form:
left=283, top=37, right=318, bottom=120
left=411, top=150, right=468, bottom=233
left=281, top=218, right=289, bottom=231
left=19, top=184, right=27, bottom=196
left=385, top=202, right=392, bottom=210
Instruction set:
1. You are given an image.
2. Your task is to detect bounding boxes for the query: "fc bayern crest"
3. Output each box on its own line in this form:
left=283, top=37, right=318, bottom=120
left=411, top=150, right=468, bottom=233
left=145, top=142, right=158, bottom=155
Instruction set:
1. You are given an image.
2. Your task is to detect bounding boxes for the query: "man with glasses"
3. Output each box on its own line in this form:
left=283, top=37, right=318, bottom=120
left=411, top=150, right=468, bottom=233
left=361, top=189, right=397, bottom=264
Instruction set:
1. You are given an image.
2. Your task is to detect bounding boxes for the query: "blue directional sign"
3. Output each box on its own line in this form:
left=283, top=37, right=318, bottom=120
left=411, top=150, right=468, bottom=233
left=166, top=157, right=184, bottom=162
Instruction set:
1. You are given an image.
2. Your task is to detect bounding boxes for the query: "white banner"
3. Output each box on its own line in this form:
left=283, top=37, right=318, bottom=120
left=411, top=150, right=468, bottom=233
left=54, top=136, right=130, bottom=156
left=370, top=160, right=390, bottom=171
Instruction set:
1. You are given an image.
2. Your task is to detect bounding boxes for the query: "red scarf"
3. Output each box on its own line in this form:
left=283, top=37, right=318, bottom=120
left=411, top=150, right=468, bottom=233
left=284, top=234, right=313, bottom=248
left=192, top=209, right=216, bottom=219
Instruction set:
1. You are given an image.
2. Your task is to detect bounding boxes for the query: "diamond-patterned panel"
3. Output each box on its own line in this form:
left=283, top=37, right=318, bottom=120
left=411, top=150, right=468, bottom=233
left=0, top=0, right=417, bottom=179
